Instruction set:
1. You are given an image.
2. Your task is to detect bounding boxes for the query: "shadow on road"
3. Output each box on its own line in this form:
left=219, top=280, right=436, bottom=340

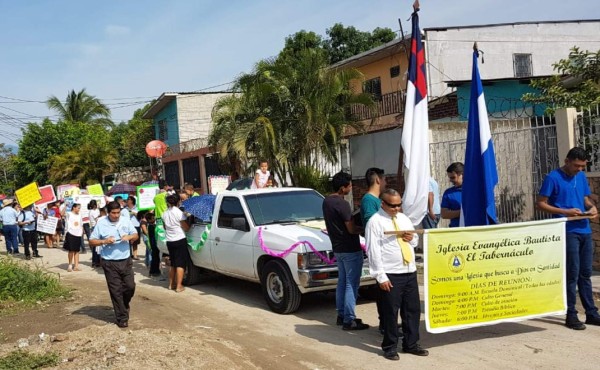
left=71, top=305, right=115, bottom=324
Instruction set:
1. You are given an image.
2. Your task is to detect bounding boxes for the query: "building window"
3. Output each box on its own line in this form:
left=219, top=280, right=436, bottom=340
left=363, top=77, right=382, bottom=101
left=513, top=54, right=532, bottom=78
left=390, top=65, right=400, bottom=78
left=158, top=119, right=168, bottom=141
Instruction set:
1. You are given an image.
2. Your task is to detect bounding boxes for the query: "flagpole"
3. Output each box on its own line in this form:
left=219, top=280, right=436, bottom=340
left=396, top=0, right=421, bottom=203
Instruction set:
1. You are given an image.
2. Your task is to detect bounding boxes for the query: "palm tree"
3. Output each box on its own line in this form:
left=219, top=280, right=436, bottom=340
left=210, top=49, right=375, bottom=185
left=46, top=89, right=113, bottom=127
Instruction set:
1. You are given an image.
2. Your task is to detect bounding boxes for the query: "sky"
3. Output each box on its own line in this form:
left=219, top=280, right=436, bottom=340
left=0, top=0, right=598, bottom=147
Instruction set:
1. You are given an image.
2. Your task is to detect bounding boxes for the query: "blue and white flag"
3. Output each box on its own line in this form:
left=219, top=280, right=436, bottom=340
left=401, top=8, right=430, bottom=226
left=460, top=48, right=498, bottom=226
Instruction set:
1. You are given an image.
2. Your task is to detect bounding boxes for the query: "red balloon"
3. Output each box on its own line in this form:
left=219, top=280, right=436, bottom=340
left=145, top=140, right=167, bottom=158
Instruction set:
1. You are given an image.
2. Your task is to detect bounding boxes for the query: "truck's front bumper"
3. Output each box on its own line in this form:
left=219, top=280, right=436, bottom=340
left=297, top=264, right=376, bottom=291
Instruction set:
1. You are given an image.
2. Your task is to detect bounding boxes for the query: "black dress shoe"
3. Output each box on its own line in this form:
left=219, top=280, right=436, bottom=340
left=336, top=315, right=343, bottom=326
left=117, top=320, right=128, bottom=328
left=403, top=344, right=429, bottom=356
left=342, top=318, right=370, bottom=331
left=383, top=352, right=399, bottom=361
left=33, top=254, right=42, bottom=258
left=566, top=317, right=586, bottom=330
left=585, top=315, right=600, bottom=326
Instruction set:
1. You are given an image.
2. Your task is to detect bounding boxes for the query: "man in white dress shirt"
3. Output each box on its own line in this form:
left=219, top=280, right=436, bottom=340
left=366, top=189, right=428, bottom=360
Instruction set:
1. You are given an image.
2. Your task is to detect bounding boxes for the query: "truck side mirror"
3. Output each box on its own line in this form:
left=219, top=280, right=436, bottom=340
left=231, top=217, right=250, bottom=232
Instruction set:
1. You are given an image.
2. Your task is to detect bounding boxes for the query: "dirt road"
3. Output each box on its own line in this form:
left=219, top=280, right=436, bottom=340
left=1, top=247, right=600, bottom=369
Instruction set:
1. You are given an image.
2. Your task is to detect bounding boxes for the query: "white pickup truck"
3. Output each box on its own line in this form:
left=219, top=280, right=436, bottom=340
left=156, top=187, right=375, bottom=314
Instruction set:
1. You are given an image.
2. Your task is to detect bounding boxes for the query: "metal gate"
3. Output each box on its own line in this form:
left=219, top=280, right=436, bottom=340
left=430, top=115, right=558, bottom=225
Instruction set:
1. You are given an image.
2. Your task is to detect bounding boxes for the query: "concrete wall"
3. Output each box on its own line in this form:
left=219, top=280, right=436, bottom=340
left=425, top=21, right=600, bottom=99
left=176, top=93, right=231, bottom=144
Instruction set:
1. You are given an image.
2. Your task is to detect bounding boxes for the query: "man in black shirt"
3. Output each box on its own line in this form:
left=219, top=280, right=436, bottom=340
left=323, top=172, right=369, bottom=330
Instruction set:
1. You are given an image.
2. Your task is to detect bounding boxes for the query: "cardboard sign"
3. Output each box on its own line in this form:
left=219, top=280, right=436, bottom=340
left=35, top=185, right=57, bottom=208
left=209, top=175, right=230, bottom=195
left=57, top=184, right=80, bottom=200
left=15, top=182, right=42, bottom=208
left=137, top=185, right=160, bottom=211
left=36, top=215, right=59, bottom=234
left=70, top=195, right=106, bottom=222
left=86, top=183, right=104, bottom=196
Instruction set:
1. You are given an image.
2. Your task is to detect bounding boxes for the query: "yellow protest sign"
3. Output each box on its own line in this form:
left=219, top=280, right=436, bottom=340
left=15, top=182, right=43, bottom=208
left=424, top=218, right=566, bottom=333
left=86, top=183, right=104, bottom=195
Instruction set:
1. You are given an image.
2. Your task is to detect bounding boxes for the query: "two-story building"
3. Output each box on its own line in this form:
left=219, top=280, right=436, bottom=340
left=142, top=91, right=232, bottom=192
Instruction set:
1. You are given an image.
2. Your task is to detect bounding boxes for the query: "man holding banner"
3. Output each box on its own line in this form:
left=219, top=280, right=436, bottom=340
left=537, top=147, right=600, bottom=330
left=366, top=189, right=428, bottom=360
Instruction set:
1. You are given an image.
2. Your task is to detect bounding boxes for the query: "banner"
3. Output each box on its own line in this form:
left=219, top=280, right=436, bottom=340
left=137, top=185, right=160, bottom=211
left=35, top=184, right=57, bottom=209
left=15, top=182, right=42, bottom=208
left=36, top=215, right=59, bottom=234
left=86, top=183, right=104, bottom=195
left=424, top=218, right=566, bottom=333
left=57, top=184, right=80, bottom=200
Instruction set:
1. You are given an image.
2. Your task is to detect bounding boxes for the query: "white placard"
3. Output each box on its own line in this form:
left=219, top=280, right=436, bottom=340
left=209, top=175, right=230, bottom=195
left=36, top=215, right=59, bottom=234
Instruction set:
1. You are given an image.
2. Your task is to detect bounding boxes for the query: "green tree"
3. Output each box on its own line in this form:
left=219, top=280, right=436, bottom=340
left=13, top=119, right=110, bottom=187
left=0, top=144, right=16, bottom=194
left=523, top=47, right=600, bottom=113
left=48, top=140, right=117, bottom=186
left=115, top=103, right=155, bottom=169
left=323, top=23, right=396, bottom=64
left=46, top=88, right=113, bottom=128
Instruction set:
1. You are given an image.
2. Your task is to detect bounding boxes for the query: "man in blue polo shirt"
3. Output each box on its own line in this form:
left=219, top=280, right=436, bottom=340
left=441, top=162, right=463, bottom=227
left=90, top=201, right=138, bottom=328
left=537, top=147, right=599, bottom=330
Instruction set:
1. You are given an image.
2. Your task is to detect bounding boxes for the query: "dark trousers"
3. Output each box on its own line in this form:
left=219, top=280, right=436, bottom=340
left=23, top=230, right=38, bottom=257
left=380, top=272, right=421, bottom=354
left=148, top=224, right=161, bottom=275
left=102, top=258, right=136, bottom=324
left=81, top=223, right=91, bottom=252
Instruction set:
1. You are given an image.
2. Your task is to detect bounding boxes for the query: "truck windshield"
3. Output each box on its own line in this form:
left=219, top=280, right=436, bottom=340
left=244, top=190, right=324, bottom=226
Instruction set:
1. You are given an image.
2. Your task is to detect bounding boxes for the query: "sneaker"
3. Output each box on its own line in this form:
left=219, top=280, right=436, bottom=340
left=585, top=315, right=600, bottom=326
left=383, top=351, right=400, bottom=361
left=33, top=254, right=42, bottom=258
left=342, top=318, right=370, bottom=331
left=117, top=320, right=128, bottom=328
left=25, top=255, right=32, bottom=260
left=336, top=315, right=343, bottom=326
left=565, top=317, right=586, bottom=330
left=402, top=344, right=429, bottom=356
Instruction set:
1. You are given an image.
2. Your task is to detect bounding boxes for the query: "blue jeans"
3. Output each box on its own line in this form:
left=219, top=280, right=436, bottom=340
left=421, top=214, right=440, bottom=229
left=565, top=233, right=599, bottom=317
left=3, top=224, right=19, bottom=253
left=334, top=251, right=364, bottom=324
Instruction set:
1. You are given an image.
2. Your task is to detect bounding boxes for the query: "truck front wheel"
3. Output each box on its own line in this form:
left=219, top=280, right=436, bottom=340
left=260, top=260, right=301, bottom=314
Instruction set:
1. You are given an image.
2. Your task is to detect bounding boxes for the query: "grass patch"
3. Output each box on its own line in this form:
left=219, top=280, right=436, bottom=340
left=0, top=256, right=71, bottom=314
left=0, top=350, right=60, bottom=369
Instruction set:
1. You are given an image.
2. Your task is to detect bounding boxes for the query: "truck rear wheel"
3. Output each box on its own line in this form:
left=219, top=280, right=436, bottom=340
left=183, top=254, right=202, bottom=286
left=260, top=260, right=301, bottom=314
